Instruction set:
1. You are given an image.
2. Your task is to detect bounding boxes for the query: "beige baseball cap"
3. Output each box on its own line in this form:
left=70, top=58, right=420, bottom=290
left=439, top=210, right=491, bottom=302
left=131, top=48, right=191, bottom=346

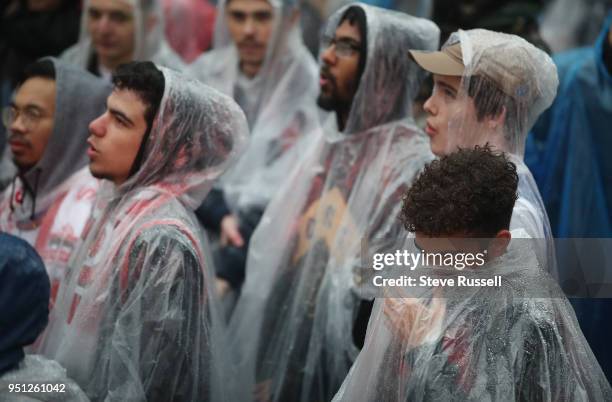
left=408, top=43, right=465, bottom=77
left=409, top=42, right=535, bottom=102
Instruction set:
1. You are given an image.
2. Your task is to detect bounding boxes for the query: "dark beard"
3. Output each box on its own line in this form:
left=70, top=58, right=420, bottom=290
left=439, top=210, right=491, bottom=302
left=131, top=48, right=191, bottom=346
left=316, top=93, right=352, bottom=116
left=316, top=93, right=336, bottom=111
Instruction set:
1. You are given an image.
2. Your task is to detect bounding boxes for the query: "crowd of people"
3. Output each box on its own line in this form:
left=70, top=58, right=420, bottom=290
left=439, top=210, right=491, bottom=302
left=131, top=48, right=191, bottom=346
left=0, top=0, right=611, bottom=401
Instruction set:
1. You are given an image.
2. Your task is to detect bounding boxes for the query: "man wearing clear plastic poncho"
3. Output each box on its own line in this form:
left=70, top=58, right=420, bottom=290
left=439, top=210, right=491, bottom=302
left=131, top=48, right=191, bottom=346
left=332, top=146, right=611, bottom=402
left=187, top=0, right=321, bottom=291
left=228, top=4, right=439, bottom=402
left=61, top=0, right=184, bottom=81
left=0, top=58, right=110, bottom=310
left=37, top=62, right=248, bottom=402
left=408, top=29, right=559, bottom=275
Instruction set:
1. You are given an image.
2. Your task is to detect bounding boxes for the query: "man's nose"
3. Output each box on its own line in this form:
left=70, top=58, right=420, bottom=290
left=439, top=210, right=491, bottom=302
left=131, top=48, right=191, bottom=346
left=423, top=95, right=437, bottom=116
left=321, top=44, right=336, bottom=66
left=243, top=18, right=255, bottom=37
left=9, top=114, right=28, bottom=135
left=89, top=113, right=107, bottom=137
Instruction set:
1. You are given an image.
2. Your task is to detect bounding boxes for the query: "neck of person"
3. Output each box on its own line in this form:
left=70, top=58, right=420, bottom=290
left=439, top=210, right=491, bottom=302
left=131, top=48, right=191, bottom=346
left=98, top=53, right=135, bottom=75
left=336, top=109, right=350, bottom=132
left=240, top=60, right=263, bottom=79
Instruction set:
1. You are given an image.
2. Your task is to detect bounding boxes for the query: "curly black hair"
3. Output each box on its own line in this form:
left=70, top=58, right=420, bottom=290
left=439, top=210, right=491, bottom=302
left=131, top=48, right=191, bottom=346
left=401, top=145, right=518, bottom=237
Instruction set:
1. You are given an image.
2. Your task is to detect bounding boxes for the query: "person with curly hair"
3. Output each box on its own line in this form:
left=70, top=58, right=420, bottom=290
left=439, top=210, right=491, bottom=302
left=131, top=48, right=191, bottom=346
left=333, top=145, right=611, bottom=402
left=409, top=28, right=558, bottom=275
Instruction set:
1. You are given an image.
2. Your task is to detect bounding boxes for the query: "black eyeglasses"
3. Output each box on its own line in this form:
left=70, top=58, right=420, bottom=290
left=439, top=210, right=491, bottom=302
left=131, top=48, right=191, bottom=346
left=321, top=35, right=361, bottom=58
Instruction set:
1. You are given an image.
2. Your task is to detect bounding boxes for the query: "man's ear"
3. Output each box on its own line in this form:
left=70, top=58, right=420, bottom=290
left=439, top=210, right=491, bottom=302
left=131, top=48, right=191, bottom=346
left=487, top=229, right=511, bottom=259
left=487, top=105, right=506, bottom=131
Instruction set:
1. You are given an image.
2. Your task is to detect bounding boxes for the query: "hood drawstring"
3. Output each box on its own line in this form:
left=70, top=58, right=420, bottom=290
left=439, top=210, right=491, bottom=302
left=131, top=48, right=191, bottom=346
left=30, top=168, right=41, bottom=221
left=8, top=175, right=17, bottom=213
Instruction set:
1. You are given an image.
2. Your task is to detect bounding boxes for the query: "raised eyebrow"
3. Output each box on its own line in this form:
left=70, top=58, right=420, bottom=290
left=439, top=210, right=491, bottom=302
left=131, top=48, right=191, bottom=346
left=109, top=107, right=134, bottom=126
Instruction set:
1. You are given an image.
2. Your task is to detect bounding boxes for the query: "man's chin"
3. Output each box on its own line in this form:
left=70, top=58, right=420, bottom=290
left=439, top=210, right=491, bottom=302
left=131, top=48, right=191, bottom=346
left=316, top=94, right=335, bottom=111
left=89, top=165, right=111, bottom=181
left=12, top=157, right=35, bottom=173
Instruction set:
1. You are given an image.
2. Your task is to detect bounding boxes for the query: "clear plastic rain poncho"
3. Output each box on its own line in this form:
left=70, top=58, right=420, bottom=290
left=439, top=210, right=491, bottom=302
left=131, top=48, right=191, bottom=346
left=61, top=0, right=184, bottom=76
left=37, top=67, right=248, bottom=402
left=332, top=241, right=612, bottom=401
left=228, top=4, right=439, bottom=402
left=188, top=0, right=321, bottom=212
left=0, top=58, right=110, bottom=306
left=433, top=29, right=559, bottom=274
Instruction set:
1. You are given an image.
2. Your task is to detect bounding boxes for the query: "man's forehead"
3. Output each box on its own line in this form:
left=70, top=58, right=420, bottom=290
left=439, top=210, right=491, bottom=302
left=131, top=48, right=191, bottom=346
left=226, top=0, right=274, bottom=13
left=89, top=0, right=134, bottom=14
left=14, top=78, right=56, bottom=107
left=433, top=74, right=461, bottom=90
left=334, top=20, right=361, bottom=42
left=108, top=89, right=146, bottom=116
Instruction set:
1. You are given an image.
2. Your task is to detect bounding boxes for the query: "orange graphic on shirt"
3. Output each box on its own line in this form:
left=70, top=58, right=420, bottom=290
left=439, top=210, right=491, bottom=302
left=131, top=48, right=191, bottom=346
left=292, top=187, right=359, bottom=265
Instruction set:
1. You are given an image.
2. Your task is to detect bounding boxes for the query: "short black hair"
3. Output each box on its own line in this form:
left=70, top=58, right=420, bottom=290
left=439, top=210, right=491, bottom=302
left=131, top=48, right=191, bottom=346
left=17, top=60, right=56, bottom=87
left=112, top=61, right=165, bottom=176
left=339, top=6, right=368, bottom=82
left=112, top=61, right=165, bottom=131
left=401, top=145, right=519, bottom=237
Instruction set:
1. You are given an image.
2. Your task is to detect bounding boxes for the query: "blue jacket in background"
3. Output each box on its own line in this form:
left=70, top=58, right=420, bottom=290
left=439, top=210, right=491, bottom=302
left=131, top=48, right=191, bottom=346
left=525, top=12, right=612, bottom=382
left=526, top=12, right=612, bottom=237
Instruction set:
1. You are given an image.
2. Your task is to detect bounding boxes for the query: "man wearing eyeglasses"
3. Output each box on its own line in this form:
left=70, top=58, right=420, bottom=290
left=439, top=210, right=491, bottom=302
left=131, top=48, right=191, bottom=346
left=0, top=58, right=110, bottom=308
left=229, top=4, right=439, bottom=402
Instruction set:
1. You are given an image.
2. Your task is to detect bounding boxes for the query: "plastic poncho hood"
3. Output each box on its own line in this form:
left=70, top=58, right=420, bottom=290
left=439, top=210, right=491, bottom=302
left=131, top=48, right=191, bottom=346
left=61, top=0, right=184, bottom=73
left=325, top=4, right=439, bottom=134
left=228, top=4, right=439, bottom=402
left=439, top=29, right=558, bottom=157
left=6, top=58, right=111, bottom=222
left=115, top=67, right=249, bottom=208
left=38, top=67, right=248, bottom=402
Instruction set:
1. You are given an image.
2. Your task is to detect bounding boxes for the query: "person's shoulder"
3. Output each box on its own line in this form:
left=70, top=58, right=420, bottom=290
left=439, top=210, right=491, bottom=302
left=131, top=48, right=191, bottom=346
left=131, top=216, right=200, bottom=255
left=0, top=355, right=89, bottom=401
